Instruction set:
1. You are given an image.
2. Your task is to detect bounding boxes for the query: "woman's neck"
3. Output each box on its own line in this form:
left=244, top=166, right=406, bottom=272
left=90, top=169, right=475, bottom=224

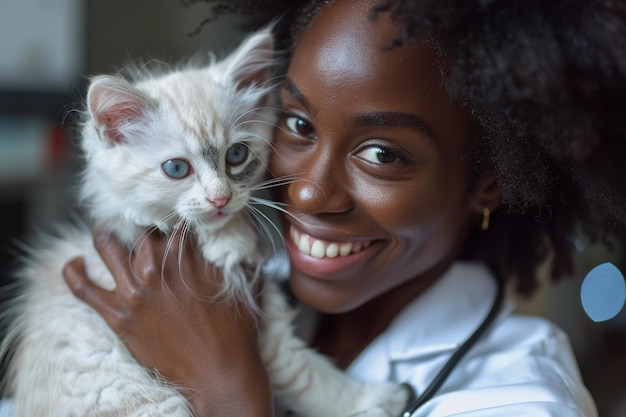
left=313, top=262, right=448, bottom=369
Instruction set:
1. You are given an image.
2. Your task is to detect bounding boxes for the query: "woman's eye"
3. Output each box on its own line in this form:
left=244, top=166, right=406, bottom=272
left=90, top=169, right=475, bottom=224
left=226, top=142, right=249, bottom=166
left=162, top=159, right=191, bottom=179
left=356, top=146, right=402, bottom=165
left=285, top=115, right=314, bottom=136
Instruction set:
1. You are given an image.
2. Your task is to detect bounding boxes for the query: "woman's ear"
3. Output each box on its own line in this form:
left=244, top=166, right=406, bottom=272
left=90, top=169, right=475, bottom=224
left=471, top=174, right=503, bottom=214
left=469, top=174, right=502, bottom=231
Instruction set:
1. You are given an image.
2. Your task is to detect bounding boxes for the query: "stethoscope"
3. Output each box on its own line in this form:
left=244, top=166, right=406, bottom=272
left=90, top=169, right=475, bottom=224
left=399, top=276, right=505, bottom=417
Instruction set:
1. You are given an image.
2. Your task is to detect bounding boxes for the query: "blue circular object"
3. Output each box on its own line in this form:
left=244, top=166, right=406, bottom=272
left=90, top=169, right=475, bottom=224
left=580, top=262, right=626, bottom=322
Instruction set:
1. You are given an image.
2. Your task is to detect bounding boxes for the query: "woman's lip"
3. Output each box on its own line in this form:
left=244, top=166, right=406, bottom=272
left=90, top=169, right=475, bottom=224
left=285, top=224, right=381, bottom=278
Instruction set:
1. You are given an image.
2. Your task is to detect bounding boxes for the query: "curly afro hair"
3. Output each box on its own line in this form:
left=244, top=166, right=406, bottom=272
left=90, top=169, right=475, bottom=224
left=186, top=0, right=626, bottom=296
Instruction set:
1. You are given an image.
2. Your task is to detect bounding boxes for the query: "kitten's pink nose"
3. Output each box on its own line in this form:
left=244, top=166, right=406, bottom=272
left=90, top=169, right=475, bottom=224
left=208, top=196, right=230, bottom=209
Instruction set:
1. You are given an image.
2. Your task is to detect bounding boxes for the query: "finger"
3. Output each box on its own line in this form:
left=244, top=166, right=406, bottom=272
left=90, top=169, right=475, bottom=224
left=135, top=225, right=198, bottom=283
left=62, top=257, right=122, bottom=323
left=92, top=227, right=136, bottom=292
left=132, top=228, right=173, bottom=284
left=165, top=226, right=224, bottom=295
left=155, top=224, right=196, bottom=263
left=173, top=223, right=201, bottom=254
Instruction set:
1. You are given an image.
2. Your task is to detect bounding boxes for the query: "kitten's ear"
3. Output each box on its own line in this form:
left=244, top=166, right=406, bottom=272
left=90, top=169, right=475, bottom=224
left=86, top=75, right=151, bottom=144
left=216, top=27, right=275, bottom=89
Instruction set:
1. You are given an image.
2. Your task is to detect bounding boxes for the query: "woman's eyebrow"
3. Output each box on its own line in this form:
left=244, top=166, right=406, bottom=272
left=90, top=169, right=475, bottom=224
left=351, top=112, right=436, bottom=139
left=281, top=77, right=434, bottom=138
left=281, top=77, right=312, bottom=111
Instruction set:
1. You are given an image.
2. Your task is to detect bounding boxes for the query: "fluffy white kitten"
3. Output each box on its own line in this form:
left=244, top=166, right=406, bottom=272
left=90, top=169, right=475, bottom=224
left=1, top=28, right=409, bottom=417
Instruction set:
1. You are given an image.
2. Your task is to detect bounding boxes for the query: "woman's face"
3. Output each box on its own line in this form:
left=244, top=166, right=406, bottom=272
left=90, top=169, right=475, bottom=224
left=270, top=0, right=481, bottom=313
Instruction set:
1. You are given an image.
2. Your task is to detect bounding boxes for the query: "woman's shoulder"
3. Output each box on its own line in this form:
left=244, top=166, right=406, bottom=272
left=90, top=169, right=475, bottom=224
left=487, top=312, right=573, bottom=351
left=436, top=313, right=598, bottom=416
left=350, top=262, right=598, bottom=416
left=473, top=312, right=583, bottom=385
left=385, top=312, right=597, bottom=416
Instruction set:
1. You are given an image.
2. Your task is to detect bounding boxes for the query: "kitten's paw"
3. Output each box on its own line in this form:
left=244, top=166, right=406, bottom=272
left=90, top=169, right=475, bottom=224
left=349, top=382, right=412, bottom=417
left=346, top=407, right=394, bottom=417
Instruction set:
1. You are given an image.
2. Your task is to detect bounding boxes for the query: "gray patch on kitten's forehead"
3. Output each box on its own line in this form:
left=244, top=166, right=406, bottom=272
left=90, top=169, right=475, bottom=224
left=202, top=145, right=220, bottom=168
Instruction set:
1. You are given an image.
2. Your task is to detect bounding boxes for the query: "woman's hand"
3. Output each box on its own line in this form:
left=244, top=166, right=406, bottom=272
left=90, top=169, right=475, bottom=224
left=62, top=227, right=273, bottom=416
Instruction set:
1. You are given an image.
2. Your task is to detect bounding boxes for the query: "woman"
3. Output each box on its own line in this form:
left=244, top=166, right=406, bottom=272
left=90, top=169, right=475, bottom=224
left=63, top=0, right=626, bottom=415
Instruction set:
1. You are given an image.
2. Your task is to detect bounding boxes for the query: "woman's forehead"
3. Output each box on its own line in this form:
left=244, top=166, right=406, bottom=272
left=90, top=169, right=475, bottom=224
left=291, top=2, right=422, bottom=82
left=293, top=0, right=396, bottom=57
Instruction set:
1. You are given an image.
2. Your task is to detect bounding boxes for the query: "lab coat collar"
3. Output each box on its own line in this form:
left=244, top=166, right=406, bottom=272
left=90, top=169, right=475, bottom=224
left=383, top=262, right=514, bottom=362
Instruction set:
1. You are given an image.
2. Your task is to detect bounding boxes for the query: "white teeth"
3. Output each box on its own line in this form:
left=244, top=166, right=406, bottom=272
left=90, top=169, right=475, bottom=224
left=326, top=243, right=339, bottom=258
left=339, top=243, right=352, bottom=257
left=310, top=240, right=326, bottom=259
left=290, top=226, right=373, bottom=259
left=298, top=235, right=310, bottom=253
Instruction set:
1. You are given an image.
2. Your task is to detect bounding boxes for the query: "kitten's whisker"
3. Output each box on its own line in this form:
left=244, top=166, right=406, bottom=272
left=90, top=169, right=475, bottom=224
left=251, top=175, right=324, bottom=202
left=230, top=88, right=281, bottom=127
left=265, top=125, right=333, bottom=173
left=235, top=123, right=279, bottom=144
left=234, top=114, right=281, bottom=129
left=231, top=116, right=280, bottom=138
left=254, top=173, right=327, bottom=197
left=232, top=104, right=281, bottom=122
left=159, top=219, right=186, bottom=300
left=238, top=133, right=275, bottom=157
left=249, top=197, right=299, bottom=223
left=245, top=204, right=286, bottom=256
left=174, top=221, right=199, bottom=299
left=130, top=226, right=157, bottom=254
left=233, top=81, right=280, bottom=114
left=249, top=196, right=287, bottom=209
left=233, top=106, right=280, bottom=128
left=126, top=211, right=179, bottom=282
left=242, top=135, right=280, bottom=171
left=128, top=225, right=162, bottom=280
left=178, top=221, right=200, bottom=295
left=173, top=220, right=214, bottom=303
left=253, top=72, right=286, bottom=90
left=154, top=212, right=181, bottom=230
left=251, top=174, right=305, bottom=191
left=231, top=102, right=281, bottom=124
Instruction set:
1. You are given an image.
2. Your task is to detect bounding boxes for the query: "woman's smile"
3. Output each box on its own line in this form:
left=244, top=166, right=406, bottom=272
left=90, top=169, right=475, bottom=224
left=285, top=222, right=381, bottom=278
left=289, top=225, right=374, bottom=259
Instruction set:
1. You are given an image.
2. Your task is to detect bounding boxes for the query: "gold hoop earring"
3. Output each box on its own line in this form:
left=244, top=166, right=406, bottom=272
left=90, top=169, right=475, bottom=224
left=481, top=207, right=490, bottom=231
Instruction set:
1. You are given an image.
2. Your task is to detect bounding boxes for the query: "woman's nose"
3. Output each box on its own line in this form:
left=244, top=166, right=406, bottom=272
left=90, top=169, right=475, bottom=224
left=286, top=148, right=353, bottom=215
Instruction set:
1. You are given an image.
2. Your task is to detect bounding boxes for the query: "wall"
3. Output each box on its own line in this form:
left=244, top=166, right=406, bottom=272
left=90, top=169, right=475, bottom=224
left=85, top=0, right=244, bottom=75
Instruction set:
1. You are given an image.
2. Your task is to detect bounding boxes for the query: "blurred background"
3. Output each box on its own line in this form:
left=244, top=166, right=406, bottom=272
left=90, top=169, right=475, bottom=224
left=0, top=0, right=624, bottom=415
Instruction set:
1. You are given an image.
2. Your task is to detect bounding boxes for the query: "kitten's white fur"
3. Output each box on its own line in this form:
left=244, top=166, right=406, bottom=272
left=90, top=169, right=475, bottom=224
left=1, top=28, right=408, bottom=417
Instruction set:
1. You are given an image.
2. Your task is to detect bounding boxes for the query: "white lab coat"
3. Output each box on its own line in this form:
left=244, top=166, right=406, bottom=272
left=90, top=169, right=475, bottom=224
left=278, top=262, right=598, bottom=416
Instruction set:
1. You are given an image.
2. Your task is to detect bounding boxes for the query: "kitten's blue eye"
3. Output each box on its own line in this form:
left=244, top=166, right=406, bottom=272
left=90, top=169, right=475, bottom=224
left=226, top=143, right=249, bottom=166
left=162, top=159, right=191, bottom=179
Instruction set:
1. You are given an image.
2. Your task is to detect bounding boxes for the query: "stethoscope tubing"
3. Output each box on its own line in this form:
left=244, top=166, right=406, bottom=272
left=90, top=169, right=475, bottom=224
left=401, top=276, right=505, bottom=416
